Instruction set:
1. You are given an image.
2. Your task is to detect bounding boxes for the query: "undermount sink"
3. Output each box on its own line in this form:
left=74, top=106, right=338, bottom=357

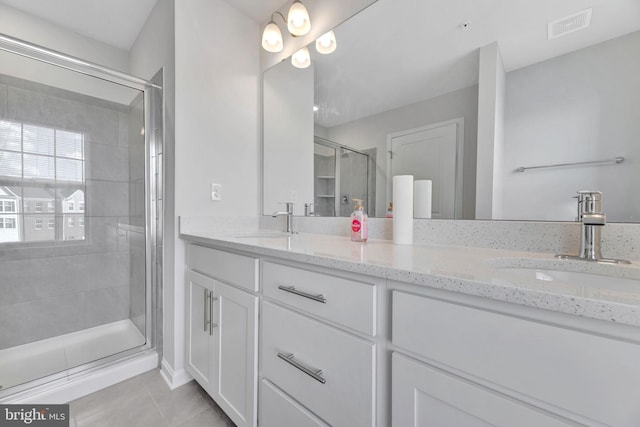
left=487, top=257, right=640, bottom=297
left=233, top=232, right=291, bottom=239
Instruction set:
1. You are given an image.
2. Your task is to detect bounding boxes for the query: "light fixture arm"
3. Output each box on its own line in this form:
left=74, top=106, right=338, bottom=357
left=270, top=11, right=287, bottom=25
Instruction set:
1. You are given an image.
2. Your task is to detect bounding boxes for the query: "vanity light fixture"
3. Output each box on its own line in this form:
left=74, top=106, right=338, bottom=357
left=262, top=12, right=286, bottom=53
left=315, top=30, right=337, bottom=54
left=291, top=46, right=311, bottom=68
left=261, top=1, right=311, bottom=53
left=287, top=1, right=311, bottom=36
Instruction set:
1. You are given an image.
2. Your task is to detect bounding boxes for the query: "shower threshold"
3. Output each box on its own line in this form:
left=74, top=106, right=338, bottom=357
left=0, top=319, right=146, bottom=392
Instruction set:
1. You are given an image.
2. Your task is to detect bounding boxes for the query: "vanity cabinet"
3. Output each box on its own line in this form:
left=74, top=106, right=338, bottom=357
left=182, top=239, right=640, bottom=427
left=185, top=244, right=259, bottom=427
left=392, top=290, right=640, bottom=427
left=260, top=261, right=378, bottom=427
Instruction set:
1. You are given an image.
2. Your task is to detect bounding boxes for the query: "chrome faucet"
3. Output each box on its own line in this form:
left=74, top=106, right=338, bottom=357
left=304, top=202, right=317, bottom=217
left=556, top=191, right=630, bottom=264
left=272, top=202, right=294, bottom=233
left=576, top=191, right=605, bottom=260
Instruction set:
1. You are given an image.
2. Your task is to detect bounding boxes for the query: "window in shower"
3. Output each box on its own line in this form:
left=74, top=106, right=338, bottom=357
left=0, top=120, right=86, bottom=243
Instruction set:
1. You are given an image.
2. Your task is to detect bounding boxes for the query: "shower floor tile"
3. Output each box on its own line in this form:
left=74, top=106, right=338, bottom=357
left=0, top=319, right=145, bottom=391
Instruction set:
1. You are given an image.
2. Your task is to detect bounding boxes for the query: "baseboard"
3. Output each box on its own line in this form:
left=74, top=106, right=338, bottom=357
left=160, top=358, right=192, bottom=390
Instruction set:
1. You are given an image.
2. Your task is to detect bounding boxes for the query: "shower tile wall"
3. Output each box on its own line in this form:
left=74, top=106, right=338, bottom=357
left=0, top=74, right=139, bottom=350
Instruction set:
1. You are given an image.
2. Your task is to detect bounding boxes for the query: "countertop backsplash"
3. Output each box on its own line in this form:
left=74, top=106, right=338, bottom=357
left=180, top=216, right=640, bottom=261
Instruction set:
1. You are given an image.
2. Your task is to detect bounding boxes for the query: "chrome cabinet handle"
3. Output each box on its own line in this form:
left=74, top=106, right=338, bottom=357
left=209, top=294, right=218, bottom=335
left=277, top=352, right=326, bottom=384
left=277, top=285, right=326, bottom=304
left=203, top=288, right=209, bottom=332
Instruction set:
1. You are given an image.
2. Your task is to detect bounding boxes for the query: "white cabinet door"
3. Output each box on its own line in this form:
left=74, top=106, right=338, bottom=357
left=185, top=270, right=258, bottom=427
left=392, top=353, right=575, bottom=427
left=211, top=280, right=258, bottom=427
left=185, top=270, right=215, bottom=392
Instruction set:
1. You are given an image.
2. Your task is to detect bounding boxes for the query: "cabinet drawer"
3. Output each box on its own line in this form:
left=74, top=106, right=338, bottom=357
left=187, top=244, right=258, bottom=291
left=392, top=291, right=640, bottom=427
left=260, top=380, right=329, bottom=427
left=392, top=352, right=574, bottom=427
left=263, top=261, right=376, bottom=336
left=261, top=302, right=375, bottom=427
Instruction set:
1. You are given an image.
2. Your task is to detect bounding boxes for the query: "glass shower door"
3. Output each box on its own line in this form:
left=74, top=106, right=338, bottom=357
left=0, top=48, right=149, bottom=392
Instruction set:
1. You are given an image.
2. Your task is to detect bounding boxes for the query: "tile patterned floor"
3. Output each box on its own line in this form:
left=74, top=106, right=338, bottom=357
left=69, top=369, right=236, bottom=427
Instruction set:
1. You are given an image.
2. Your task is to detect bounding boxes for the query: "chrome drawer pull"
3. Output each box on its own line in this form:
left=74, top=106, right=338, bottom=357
left=209, top=294, right=219, bottom=335
left=203, top=288, right=209, bottom=332
left=278, top=285, right=327, bottom=304
left=277, top=352, right=326, bottom=384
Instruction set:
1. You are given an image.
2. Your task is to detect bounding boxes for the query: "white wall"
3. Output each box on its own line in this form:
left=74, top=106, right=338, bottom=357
left=325, top=86, right=478, bottom=219
left=475, top=42, right=506, bottom=220
left=129, top=0, right=183, bottom=386
left=263, top=62, right=314, bottom=216
left=501, top=31, right=640, bottom=222
left=0, top=4, right=132, bottom=104
left=175, top=0, right=260, bottom=219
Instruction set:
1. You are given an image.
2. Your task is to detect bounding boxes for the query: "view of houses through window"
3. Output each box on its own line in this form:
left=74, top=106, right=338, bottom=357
left=0, top=119, right=86, bottom=243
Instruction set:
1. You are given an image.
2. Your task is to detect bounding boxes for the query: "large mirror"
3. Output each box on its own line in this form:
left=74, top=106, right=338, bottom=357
left=263, top=0, right=640, bottom=222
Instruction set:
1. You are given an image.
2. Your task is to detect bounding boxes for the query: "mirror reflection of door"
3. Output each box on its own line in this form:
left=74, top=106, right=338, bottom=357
left=387, top=119, right=463, bottom=219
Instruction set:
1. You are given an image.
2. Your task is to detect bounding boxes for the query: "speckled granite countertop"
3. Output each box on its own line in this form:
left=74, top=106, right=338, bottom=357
left=181, top=231, right=640, bottom=327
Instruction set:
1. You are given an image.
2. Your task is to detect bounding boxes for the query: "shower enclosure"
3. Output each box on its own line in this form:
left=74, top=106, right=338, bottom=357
left=0, top=34, right=162, bottom=399
left=313, top=136, right=374, bottom=217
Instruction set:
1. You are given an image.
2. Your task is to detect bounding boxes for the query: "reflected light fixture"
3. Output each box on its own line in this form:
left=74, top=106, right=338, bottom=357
left=287, top=1, right=311, bottom=36
left=315, top=30, right=336, bottom=54
left=291, top=47, right=311, bottom=68
left=262, top=12, right=285, bottom=53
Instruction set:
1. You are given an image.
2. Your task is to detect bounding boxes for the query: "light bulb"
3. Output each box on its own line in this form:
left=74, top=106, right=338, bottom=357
left=262, top=21, right=283, bottom=53
left=291, top=47, right=311, bottom=68
left=315, top=31, right=336, bottom=54
left=287, top=1, right=311, bottom=36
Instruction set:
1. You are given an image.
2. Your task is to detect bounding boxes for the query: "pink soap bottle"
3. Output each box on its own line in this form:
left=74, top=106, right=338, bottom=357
left=350, top=199, right=368, bottom=242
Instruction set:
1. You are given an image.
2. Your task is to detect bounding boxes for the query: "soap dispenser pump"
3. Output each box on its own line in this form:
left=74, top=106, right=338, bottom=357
left=350, top=198, right=368, bottom=242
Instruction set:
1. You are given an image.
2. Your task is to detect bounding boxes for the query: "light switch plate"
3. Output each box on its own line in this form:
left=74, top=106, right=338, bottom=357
left=211, top=183, right=222, bottom=201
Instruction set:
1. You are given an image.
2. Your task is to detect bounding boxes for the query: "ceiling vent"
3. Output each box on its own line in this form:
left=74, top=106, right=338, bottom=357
left=548, top=8, right=593, bottom=40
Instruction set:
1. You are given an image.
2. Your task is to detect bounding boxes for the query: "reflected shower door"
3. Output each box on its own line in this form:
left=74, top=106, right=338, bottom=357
left=338, top=148, right=370, bottom=217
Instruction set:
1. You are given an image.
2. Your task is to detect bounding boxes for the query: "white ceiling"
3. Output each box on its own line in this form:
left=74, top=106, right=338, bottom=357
left=223, top=0, right=286, bottom=23
left=310, top=0, right=640, bottom=127
left=0, top=0, right=158, bottom=50
left=0, top=0, right=287, bottom=51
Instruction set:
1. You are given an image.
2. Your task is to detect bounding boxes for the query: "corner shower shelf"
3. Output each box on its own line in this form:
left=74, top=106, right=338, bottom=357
left=316, top=176, right=335, bottom=179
